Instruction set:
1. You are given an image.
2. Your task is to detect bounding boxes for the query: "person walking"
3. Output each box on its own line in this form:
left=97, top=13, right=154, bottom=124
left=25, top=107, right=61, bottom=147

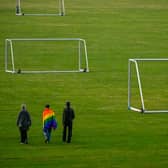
left=17, top=104, right=31, bottom=144
left=42, top=104, right=57, bottom=143
left=62, top=101, right=75, bottom=143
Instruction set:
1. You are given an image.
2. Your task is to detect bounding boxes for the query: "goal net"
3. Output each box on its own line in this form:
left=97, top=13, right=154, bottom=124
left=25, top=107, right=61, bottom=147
left=128, top=58, right=168, bottom=113
left=5, top=38, right=89, bottom=73
left=16, top=0, right=65, bottom=16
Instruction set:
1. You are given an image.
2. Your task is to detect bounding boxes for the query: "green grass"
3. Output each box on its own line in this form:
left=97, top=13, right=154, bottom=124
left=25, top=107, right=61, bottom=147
left=0, top=0, right=168, bottom=167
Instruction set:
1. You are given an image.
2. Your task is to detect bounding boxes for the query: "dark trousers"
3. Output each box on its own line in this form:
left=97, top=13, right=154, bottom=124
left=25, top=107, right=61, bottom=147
left=19, top=127, right=28, bottom=144
left=63, top=122, right=72, bottom=143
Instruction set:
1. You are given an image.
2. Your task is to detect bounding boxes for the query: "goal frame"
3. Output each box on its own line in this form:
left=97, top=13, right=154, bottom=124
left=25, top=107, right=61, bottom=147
left=16, top=0, right=65, bottom=16
left=5, top=38, right=89, bottom=73
left=128, top=58, right=168, bottom=114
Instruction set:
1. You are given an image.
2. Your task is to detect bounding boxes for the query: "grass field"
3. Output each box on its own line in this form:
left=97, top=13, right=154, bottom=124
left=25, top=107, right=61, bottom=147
left=0, top=0, right=168, bottom=167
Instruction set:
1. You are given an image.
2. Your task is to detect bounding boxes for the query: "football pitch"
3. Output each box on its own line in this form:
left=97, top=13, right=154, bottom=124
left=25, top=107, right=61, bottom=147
left=0, top=0, right=168, bottom=167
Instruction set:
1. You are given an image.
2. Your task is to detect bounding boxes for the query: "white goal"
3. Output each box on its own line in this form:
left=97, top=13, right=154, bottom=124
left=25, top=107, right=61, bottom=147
left=16, top=0, right=65, bottom=16
left=128, top=58, right=168, bottom=114
left=5, top=38, right=89, bottom=73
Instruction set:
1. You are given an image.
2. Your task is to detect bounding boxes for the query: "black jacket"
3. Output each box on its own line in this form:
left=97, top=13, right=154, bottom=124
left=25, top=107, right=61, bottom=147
left=17, top=110, right=31, bottom=130
left=62, top=107, right=75, bottom=125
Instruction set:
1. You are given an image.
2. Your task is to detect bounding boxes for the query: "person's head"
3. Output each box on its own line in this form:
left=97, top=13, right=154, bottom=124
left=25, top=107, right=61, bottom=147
left=45, top=104, right=50, bottom=108
left=21, top=104, right=26, bottom=110
left=66, top=101, right=71, bottom=108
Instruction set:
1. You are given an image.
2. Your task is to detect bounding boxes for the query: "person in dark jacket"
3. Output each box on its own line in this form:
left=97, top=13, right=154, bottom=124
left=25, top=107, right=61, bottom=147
left=62, top=101, right=75, bottom=143
left=17, top=104, right=31, bottom=144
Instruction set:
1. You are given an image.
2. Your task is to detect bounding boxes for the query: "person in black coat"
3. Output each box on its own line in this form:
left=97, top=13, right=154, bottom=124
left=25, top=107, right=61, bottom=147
left=62, top=101, right=75, bottom=143
left=17, top=104, right=31, bottom=144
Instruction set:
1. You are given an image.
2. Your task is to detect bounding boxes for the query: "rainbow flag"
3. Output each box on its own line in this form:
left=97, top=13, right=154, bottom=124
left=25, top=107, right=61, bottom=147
left=43, top=108, right=57, bottom=129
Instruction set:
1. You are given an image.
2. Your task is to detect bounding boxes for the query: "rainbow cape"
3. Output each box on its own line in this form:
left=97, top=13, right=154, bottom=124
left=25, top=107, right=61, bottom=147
left=43, top=108, right=57, bottom=129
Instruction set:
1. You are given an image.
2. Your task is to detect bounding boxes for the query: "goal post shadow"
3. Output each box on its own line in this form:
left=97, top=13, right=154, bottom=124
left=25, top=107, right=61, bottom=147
left=128, top=58, right=168, bottom=114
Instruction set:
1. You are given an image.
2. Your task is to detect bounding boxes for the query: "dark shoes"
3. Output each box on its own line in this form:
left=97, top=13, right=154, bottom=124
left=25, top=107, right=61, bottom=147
left=45, top=139, right=49, bottom=144
left=63, top=139, right=71, bottom=143
left=20, top=141, right=28, bottom=144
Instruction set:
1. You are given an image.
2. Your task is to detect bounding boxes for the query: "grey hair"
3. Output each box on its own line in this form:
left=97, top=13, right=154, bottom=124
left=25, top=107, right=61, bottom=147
left=21, top=104, right=27, bottom=110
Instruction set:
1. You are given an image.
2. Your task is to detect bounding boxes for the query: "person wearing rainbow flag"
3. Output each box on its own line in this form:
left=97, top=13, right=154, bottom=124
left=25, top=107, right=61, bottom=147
left=42, top=104, right=57, bottom=143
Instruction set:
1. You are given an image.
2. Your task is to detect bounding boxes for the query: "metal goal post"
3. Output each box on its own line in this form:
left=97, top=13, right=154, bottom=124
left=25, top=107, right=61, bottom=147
left=16, top=0, right=65, bottom=16
left=5, top=38, right=89, bottom=74
left=128, top=58, right=168, bottom=114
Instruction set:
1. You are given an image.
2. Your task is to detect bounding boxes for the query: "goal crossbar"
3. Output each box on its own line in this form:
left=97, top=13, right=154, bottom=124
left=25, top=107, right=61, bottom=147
left=128, top=58, right=168, bottom=114
left=16, top=0, right=65, bottom=16
left=5, top=38, right=89, bottom=74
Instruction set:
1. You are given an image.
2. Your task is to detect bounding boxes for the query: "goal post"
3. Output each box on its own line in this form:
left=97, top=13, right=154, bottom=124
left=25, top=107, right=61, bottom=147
left=5, top=38, right=89, bottom=73
left=16, top=0, right=65, bottom=16
left=128, top=58, right=168, bottom=114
